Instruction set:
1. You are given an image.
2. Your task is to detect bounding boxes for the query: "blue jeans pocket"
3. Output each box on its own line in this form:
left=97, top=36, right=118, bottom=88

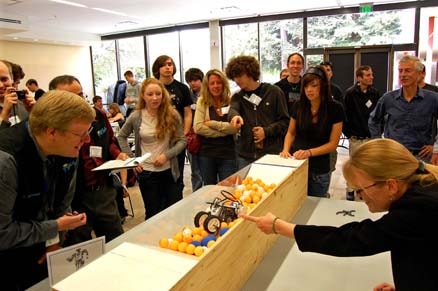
left=308, top=172, right=331, bottom=198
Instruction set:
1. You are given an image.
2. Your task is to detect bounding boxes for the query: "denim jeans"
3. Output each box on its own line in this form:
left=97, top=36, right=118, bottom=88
left=137, top=169, right=182, bottom=220
left=308, top=171, right=331, bottom=198
left=187, top=152, right=203, bottom=192
left=198, top=156, right=237, bottom=185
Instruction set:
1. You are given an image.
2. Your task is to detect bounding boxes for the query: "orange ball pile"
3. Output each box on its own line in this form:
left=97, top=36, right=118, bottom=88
left=158, top=223, right=235, bottom=257
left=158, top=176, right=277, bottom=256
left=234, top=176, right=276, bottom=209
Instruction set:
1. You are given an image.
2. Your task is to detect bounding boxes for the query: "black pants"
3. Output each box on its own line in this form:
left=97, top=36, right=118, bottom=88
left=65, top=184, right=123, bottom=245
left=137, top=169, right=182, bottom=220
left=1, top=243, right=47, bottom=290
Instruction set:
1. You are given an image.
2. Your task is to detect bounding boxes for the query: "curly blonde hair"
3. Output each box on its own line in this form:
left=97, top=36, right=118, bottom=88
left=136, top=78, right=180, bottom=141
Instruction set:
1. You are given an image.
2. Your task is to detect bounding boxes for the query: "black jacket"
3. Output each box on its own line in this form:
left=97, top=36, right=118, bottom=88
left=295, top=184, right=438, bottom=291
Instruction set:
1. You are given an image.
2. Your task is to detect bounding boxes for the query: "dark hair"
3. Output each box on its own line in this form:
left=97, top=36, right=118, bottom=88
left=296, top=66, right=331, bottom=134
left=4, top=61, right=25, bottom=83
left=92, top=95, right=102, bottom=103
left=185, top=68, right=204, bottom=83
left=152, top=55, right=176, bottom=79
left=287, top=53, right=304, bottom=65
left=355, top=65, right=372, bottom=78
left=225, top=55, right=260, bottom=81
left=124, top=70, right=133, bottom=77
left=26, top=78, right=38, bottom=86
left=320, top=61, right=333, bottom=70
left=49, top=75, right=81, bottom=90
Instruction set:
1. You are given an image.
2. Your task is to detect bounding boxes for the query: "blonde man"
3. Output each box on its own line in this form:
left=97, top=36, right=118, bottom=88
left=0, top=90, right=94, bottom=290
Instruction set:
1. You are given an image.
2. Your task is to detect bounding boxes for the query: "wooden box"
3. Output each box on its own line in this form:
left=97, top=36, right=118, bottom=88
left=53, top=156, right=308, bottom=291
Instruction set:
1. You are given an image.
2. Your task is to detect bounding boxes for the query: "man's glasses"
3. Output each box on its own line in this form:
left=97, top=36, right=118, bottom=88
left=65, top=126, right=93, bottom=141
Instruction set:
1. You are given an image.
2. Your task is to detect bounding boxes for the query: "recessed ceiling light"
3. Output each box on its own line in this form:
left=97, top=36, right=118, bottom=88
left=50, top=0, right=87, bottom=8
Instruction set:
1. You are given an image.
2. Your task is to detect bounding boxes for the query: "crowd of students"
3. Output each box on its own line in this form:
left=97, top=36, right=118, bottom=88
left=1, top=51, right=438, bottom=290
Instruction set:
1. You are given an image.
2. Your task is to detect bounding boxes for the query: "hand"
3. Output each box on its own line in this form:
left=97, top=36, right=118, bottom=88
left=230, top=116, right=244, bottom=129
left=153, top=153, right=167, bottom=167
left=124, top=97, right=133, bottom=104
left=240, top=212, right=277, bottom=234
left=37, top=243, right=62, bottom=264
left=252, top=126, right=265, bottom=143
left=116, top=152, right=130, bottom=160
left=279, top=151, right=292, bottom=158
left=21, top=89, right=35, bottom=112
left=1, top=87, right=18, bottom=118
left=293, top=149, right=312, bottom=160
left=134, top=165, right=143, bottom=174
left=56, top=212, right=87, bottom=231
left=373, top=282, right=395, bottom=291
left=419, top=145, right=433, bottom=160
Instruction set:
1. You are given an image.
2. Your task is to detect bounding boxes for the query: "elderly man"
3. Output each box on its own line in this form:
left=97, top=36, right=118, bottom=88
left=369, top=55, right=438, bottom=163
left=0, top=90, right=93, bottom=290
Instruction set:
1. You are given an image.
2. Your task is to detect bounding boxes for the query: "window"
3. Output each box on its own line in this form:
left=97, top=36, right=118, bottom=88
left=180, top=28, right=211, bottom=78
left=260, top=19, right=303, bottom=83
left=306, top=55, right=324, bottom=68
left=118, top=36, right=146, bottom=82
left=222, top=23, right=258, bottom=66
left=91, top=40, right=117, bottom=105
left=147, top=32, right=181, bottom=81
left=308, top=9, right=415, bottom=48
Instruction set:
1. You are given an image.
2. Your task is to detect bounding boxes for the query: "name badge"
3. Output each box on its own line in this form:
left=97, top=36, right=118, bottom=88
left=9, top=115, right=20, bottom=126
left=221, top=106, right=230, bottom=115
left=365, top=100, right=372, bottom=108
left=90, top=146, right=102, bottom=158
left=244, top=93, right=262, bottom=106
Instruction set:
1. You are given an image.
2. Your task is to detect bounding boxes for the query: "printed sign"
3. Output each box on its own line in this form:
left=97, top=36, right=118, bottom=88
left=47, top=236, right=105, bottom=286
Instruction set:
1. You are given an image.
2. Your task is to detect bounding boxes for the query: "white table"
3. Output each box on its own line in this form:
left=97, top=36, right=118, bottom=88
left=243, top=197, right=393, bottom=291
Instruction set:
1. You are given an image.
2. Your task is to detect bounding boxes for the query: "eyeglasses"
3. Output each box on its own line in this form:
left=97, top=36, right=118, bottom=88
left=353, top=182, right=380, bottom=195
left=65, top=126, right=93, bottom=141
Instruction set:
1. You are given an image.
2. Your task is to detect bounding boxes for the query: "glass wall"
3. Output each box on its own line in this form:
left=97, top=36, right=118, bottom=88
left=222, top=23, right=258, bottom=66
left=308, top=9, right=415, bottom=48
left=91, top=40, right=117, bottom=105
left=118, top=36, right=146, bottom=82
left=180, top=28, right=211, bottom=78
left=260, top=19, right=303, bottom=83
left=147, top=32, right=181, bottom=81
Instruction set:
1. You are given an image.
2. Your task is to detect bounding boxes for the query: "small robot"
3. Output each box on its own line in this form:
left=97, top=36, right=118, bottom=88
left=194, top=190, right=244, bottom=234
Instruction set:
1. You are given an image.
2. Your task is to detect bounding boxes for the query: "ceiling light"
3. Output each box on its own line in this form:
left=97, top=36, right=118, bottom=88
left=50, top=0, right=87, bottom=8
left=92, top=8, right=127, bottom=16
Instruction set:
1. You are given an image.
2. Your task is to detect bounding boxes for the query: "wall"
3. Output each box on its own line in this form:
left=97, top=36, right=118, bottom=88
left=0, top=40, right=94, bottom=99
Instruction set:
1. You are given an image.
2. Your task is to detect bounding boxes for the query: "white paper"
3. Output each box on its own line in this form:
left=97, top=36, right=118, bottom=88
left=47, top=236, right=105, bottom=286
left=53, top=242, right=198, bottom=291
left=92, top=152, right=151, bottom=171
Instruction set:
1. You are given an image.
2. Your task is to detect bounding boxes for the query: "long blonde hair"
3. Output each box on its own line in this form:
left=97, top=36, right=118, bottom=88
left=200, top=69, right=231, bottom=107
left=136, top=78, right=179, bottom=141
left=343, top=139, right=438, bottom=187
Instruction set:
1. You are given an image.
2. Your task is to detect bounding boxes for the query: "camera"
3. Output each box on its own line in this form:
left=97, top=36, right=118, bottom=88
left=13, top=90, right=26, bottom=100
